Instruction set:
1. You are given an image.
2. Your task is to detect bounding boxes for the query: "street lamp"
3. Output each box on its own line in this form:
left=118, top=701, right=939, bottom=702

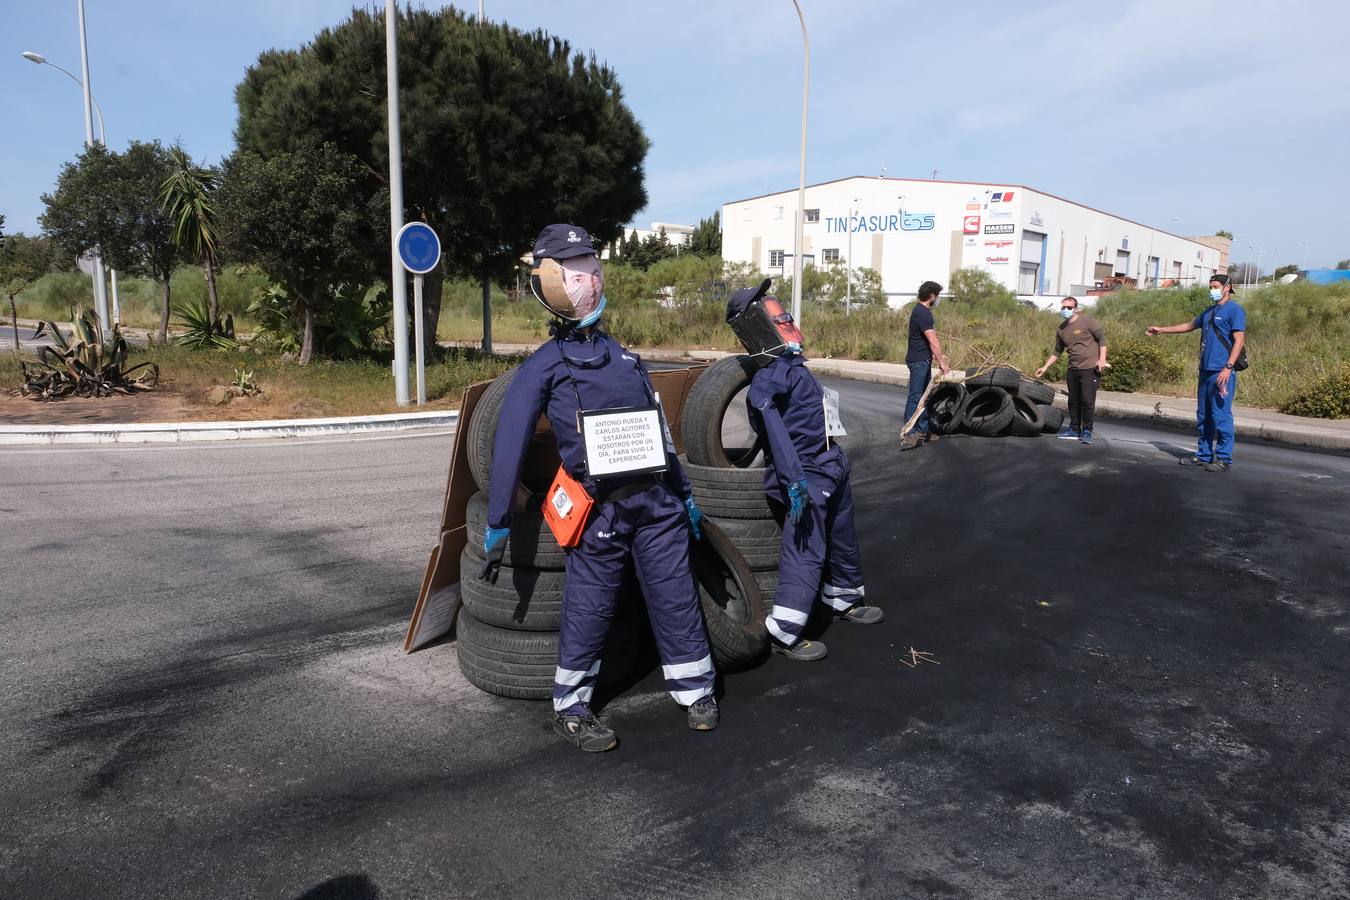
left=22, top=44, right=116, bottom=334
left=384, top=0, right=411, bottom=405
left=788, top=0, right=810, bottom=327
left=846, top=196, right=860, bottom=315
left=1300, top=239, right=1310, bottom=272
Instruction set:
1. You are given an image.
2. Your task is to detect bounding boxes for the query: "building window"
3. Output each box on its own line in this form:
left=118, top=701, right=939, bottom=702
left=772, top=206, right=784, bottom=221
left=805, top=208, right=820, bottom=223
left=769, top=250, right=785, bottom=268
left=822, top=248, right=840, bottom=264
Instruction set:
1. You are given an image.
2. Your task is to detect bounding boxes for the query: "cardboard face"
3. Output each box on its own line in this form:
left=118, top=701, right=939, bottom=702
left=558, top=255, right=604, bottom=320
left=761, top=297, right=804, bottom=346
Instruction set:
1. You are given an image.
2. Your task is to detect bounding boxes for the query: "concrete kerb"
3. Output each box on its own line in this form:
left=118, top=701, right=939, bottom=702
left=0, top=410, right=458, bottom=447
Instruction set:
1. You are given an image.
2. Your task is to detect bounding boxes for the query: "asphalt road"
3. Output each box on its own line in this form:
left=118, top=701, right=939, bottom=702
left=1, top=324, right=52, bottom=350
left=3, top=373, right=1349, bottom=899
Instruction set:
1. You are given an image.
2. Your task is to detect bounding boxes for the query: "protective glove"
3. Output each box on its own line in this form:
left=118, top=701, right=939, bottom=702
left=480, top=525, right=509, bottom=583
left=787, top=478, right=810, bottom=525
left=684, top=496, right=704, bottom=541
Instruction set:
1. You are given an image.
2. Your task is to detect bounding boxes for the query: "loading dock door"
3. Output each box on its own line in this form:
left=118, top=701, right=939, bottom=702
left=1019, top=231, right=1045, bottom=295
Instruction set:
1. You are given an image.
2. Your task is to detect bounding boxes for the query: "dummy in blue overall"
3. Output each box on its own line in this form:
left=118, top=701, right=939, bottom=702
left=726, top=281, right=884, bottom=663
left=482, top=224, right=717, bottom=752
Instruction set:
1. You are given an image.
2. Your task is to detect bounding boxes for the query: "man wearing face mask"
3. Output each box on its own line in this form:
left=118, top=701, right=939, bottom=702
left=726, top=280, right=884, bottom=662
left=482, top=224, right=717, bottom=752
left=1146, top=273, right=1247, bottom=472
left=1034, top=296, right=1108, bottom=444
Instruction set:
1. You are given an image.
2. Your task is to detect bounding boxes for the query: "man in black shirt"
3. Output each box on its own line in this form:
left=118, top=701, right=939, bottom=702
left=901, top=280, right=950, bottom=450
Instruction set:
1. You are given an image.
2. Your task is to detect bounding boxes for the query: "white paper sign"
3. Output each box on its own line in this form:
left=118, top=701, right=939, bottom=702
left=406, top=583, right=459, bottom=652
left=579, top=405, right=668, bottom=478
left=823, top=387, right=847, bottom=438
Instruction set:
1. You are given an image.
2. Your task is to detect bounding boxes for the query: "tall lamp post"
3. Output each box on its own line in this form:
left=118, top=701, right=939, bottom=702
left=846, top=196, right=859, bottom=315
left=22, top=41, right=115, bottom=336
left=1300, top=239, right=1310, bottom=273
left=788, top=0, right=810, bottom=327
left=384, top=0, right=411, bottom=405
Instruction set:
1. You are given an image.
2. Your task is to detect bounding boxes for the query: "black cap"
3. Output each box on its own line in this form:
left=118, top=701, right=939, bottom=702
left=1211, top=273, right=1232, bottom=287
left=532, top=224, right=598, bottom=261
left=725, top=279, right=773, bottom=322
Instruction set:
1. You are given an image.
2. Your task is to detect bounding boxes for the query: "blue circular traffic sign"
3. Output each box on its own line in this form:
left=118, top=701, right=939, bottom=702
left=397, top=222, right=441, bottom=274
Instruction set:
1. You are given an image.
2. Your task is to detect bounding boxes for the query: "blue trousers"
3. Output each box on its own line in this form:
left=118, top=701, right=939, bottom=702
left=553, top=483, right=714, bottom=713
left=1196, top=369, right=1237, bottom=463
left=903, top=360, right=932, bottom=435
left=764, top=451, right=866, bottom=646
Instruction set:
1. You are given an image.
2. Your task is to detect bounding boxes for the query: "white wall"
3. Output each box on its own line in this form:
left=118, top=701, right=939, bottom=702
left=721, top=177, right=1221, bottom=307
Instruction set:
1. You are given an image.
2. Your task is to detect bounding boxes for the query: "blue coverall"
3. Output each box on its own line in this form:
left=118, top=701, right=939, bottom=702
left=747, top=354, right=866, bottom=645
left=487, top=328, right=715, bottom=712
left=1192, top=301, right=1246, bottom=464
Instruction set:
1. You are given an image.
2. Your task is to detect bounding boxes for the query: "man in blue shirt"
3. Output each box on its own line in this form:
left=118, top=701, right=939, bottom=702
left=482, top=224, right=717, bottom=752
left=1146, top=274, right=1247, bottom=472
left=900, top=281, right=951, bottom=450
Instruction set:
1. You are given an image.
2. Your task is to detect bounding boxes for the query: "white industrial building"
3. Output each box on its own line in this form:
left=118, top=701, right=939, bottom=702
left=721, top=176, right=1226, bottom=306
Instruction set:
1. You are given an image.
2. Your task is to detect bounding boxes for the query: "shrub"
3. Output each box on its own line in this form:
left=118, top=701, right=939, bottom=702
left=1098, top=337, right=1185, bottom=392
left=1280, top=365, right=1350, bottom=418
left=948, top=267, right=1017, bottom=309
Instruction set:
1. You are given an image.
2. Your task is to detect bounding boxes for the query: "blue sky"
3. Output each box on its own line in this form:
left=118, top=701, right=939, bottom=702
left=3, top=0, right=1347, bottom=269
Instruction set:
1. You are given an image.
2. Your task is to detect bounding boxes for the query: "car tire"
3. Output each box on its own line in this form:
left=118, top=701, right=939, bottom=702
left=963, top=366, right=1021, bottom=391
left=1008, top=394, right=1046, bottom=437
left=455, top=605, right=642, bottom=701
left=961, top=386, right=1016, bottom=436
left=691, top=518, right=769, bottom=670
left=466, top=491, right=566, bottom=571
left=1040, top=405, right=1065, bottom=433
left=460, top=547, right=566, bottom=630
left=704, top=516, right=781, bottom=570
left=754, top=569, right=778, bottom=606
left=682, top=457, right=774, bottom=520
left=927, top=382, right=969, bottom=436
left=681, top=356, right=765, bottom=468
left=1017, top=378, right=1056, bottom=405
left=466, top=368, right=517, bottom=494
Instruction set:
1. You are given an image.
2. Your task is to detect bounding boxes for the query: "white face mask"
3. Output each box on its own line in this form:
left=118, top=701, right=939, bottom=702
left=1209, top=288, right=1223, bottom=302
left=1060, top=307, right=1074, bottom=320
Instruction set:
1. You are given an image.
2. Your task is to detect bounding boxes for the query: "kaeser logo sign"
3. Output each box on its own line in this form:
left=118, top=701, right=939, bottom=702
left=984, top=223, right=1015, bottom=235
left=963, top=215, right=981, bottom=235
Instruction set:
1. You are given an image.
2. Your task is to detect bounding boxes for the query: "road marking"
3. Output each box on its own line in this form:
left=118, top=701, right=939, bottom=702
left=0, top=427, right=455, bottom=455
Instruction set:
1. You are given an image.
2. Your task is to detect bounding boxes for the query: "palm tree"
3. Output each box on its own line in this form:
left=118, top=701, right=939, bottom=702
left=159, top=146, right=221, bottom=334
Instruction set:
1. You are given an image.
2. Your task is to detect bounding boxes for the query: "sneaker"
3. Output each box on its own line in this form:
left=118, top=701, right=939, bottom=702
left=1179, top=456, right=1210, bottom=467
left=553, top=705, right=618, bottom=752
left=1056, top=427, right=1081, bottom=440
left=687, top=696, right=719, bottom=731
left=1079, top=429, right=1093, bottom=445
left=1204, top=460, right=1231, bottom=473
left=900, top=433, right=924, bottom=452
left=837, top=603, right=885, bottom=624
left=771, top=638, right=828, bottom=662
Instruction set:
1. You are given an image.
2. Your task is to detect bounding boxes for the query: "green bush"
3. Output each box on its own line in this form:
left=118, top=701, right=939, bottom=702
left=948, top=267, right=1017, bottom=310
left=1280, top=365, right=1350, bottom=418
left=1099, top=337, right=1185, bottom=392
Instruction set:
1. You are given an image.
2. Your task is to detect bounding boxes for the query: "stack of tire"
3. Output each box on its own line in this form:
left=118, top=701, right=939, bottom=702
left=925, top=366, right=1065, bottom=438
left=454, top=366, right=770, bottom=700
left=679, top=357, right=783, bottom=617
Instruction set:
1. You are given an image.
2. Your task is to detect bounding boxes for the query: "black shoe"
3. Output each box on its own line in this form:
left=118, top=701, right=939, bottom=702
left=771, top=638, right=828, bottom=661
left=1204, top=460, right=1231, bottom=473
left=837, top=603, right=884, bottom=624
left=1179, top=456, right=1210, bottom=467
left=687, top=696, right=719, bottom=731
left=553, top=706, right=618, bottom=752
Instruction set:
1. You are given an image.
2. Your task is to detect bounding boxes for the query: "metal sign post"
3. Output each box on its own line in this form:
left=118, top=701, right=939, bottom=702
left=396, top=222, right=442, bottom=407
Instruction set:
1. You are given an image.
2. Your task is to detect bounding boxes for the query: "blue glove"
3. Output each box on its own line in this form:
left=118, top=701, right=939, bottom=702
left=787, top=479, right=810, bottom=525
left=480, top=525, right=509, bottom=583
left=684, top=496, right=704, bottom=540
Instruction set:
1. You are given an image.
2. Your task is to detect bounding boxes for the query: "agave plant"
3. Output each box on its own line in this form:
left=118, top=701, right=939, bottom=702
left=173, top=299, right=237, bottom=350
left=20, top=308, right=160, bottom=400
